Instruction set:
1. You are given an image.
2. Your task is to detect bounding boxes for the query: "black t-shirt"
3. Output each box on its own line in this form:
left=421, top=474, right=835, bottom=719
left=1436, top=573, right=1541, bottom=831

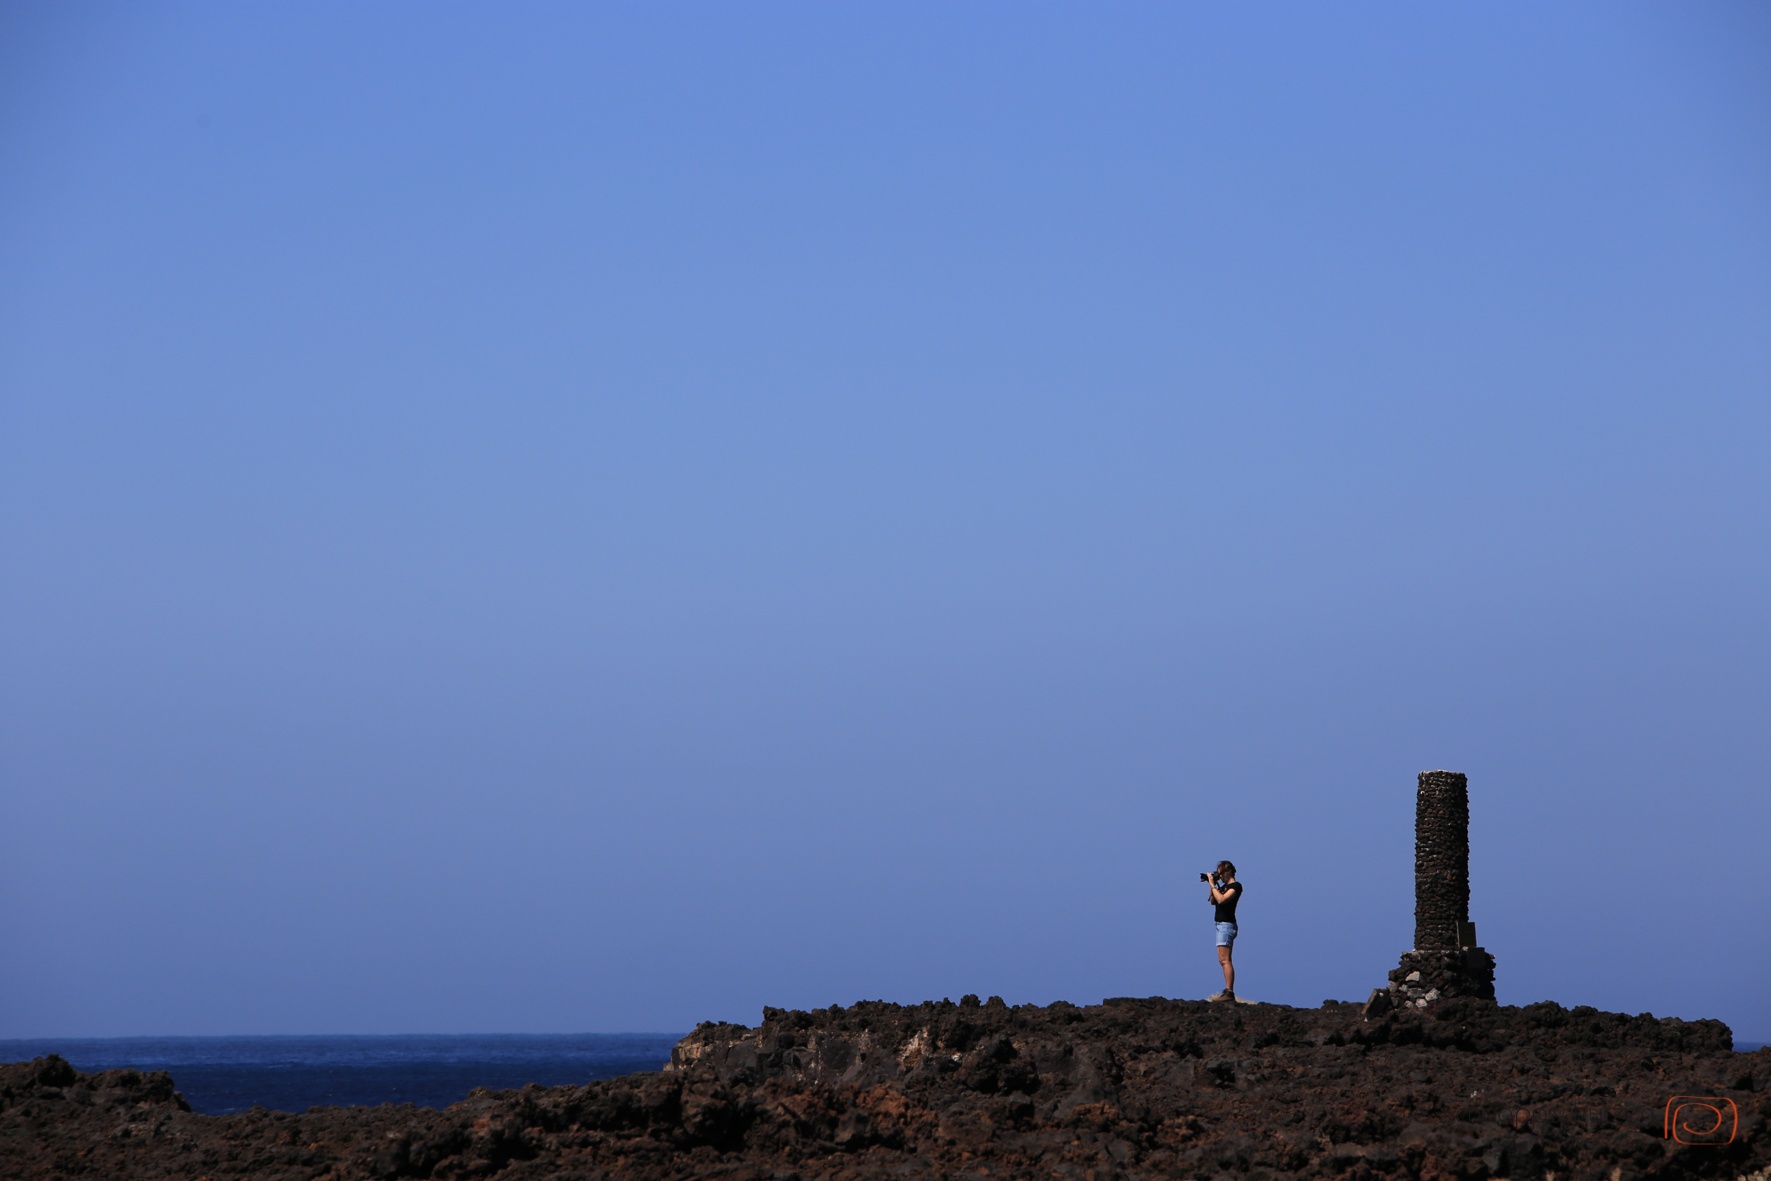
left=1213, top=880, right=1242, bottom=923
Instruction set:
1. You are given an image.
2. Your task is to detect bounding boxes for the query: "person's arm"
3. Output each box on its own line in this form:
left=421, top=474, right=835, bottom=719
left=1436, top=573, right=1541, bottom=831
left=1207, top=880, right=1232, bottom=904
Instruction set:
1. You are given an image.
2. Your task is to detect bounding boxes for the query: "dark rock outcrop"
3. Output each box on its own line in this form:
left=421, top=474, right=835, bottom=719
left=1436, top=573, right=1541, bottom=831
left=4, top=995, right=1765, bottom=1179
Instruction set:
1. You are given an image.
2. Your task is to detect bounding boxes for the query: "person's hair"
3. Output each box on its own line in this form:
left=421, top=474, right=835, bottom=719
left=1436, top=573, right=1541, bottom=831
left=1216, top=860, right=1236, bottom=878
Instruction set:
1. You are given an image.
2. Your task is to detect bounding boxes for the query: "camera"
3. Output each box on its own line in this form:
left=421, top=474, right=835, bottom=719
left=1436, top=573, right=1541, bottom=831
left=1199, top=872, right=1212, bottom=883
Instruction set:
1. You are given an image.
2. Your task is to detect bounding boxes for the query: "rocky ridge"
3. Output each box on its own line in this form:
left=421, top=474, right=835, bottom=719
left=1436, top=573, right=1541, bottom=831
left=2, top=995, right=1766, bottom=1180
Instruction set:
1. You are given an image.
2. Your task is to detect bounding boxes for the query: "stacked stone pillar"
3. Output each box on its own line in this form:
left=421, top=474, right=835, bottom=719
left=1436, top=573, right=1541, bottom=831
left=1379, top=771, right=1496, bottom=1010
left=1414, top=770, right=1471, bottom=952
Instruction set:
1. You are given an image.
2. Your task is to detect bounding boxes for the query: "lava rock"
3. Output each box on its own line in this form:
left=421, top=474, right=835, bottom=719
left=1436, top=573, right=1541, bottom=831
left=2, top=998, right=1763, bottom=1179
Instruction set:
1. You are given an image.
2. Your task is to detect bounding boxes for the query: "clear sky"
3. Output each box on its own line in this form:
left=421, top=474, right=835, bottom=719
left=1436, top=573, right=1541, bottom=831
left=2, top=2, right=1767, bottom=1042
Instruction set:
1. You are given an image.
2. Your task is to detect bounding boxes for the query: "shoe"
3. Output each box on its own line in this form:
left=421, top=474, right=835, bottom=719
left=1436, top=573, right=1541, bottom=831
left=1207, top=990, right=1235, bottom=1002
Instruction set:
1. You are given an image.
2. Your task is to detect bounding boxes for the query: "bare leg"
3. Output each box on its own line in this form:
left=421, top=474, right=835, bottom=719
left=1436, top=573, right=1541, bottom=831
left=1217, top=945, right=1235, bottom=993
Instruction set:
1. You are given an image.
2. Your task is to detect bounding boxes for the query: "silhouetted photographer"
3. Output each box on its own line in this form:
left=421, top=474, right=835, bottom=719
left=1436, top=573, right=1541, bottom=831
left=1202, top=860, right=1241, bottom=1001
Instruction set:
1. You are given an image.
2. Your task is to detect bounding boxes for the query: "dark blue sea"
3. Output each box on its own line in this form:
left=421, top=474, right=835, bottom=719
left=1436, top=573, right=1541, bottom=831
left=0, top=1033, right=684, bottom=1115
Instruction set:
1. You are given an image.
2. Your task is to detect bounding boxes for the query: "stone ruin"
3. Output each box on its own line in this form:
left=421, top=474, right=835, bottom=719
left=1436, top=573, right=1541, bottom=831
left=1367, top=770, right=1497, bottom=1016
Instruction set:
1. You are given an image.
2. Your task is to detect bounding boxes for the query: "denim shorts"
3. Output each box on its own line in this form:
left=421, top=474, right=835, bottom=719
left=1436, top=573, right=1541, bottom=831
left=1215, top=921, right=1238, bottom=948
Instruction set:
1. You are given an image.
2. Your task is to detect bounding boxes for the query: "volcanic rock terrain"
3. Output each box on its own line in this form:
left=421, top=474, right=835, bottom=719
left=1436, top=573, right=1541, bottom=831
left=3, top=995, right=1766, bottom=1180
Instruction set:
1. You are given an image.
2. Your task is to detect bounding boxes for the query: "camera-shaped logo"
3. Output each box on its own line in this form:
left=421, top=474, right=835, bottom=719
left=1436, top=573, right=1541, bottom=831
left=1663, top=1096, right=1738, bottom=1145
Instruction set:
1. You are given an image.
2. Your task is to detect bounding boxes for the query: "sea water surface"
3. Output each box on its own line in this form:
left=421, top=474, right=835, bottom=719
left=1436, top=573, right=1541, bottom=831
left=0, top=1034, right=684, bottom=1115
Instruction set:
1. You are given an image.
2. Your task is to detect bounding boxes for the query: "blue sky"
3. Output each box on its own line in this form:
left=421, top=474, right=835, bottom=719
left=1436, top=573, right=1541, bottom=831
left=2, top=2, right=1767, bottom=1041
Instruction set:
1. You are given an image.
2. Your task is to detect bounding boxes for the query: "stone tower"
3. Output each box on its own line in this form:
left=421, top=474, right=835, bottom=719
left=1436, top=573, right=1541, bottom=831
left=1381, top=770, right=1496, bottom=1009
left=1414, top=769, right=1471, bottom=951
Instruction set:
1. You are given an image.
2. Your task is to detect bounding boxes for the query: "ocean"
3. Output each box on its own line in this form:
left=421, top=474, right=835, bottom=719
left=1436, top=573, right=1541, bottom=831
left=0, top=1033, right=684, bottom=1115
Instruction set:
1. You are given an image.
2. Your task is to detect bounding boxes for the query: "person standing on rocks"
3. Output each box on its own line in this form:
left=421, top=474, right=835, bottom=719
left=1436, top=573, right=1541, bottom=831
left=1205, top=860, right=1241, bottom=1001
